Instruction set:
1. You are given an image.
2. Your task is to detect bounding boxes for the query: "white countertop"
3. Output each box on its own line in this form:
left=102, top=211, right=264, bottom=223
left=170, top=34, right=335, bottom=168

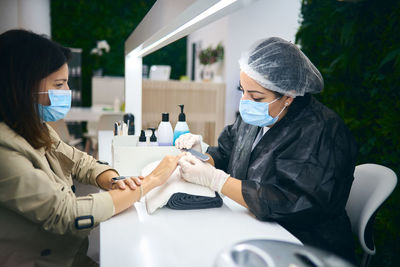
left=98, top=132, right=301, bottom=267
left=100, top=198, right=301, bottom=267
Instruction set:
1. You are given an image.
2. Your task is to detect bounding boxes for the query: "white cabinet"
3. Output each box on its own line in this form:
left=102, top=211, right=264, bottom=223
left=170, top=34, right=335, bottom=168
left=91, top=76, right=125, bottom=106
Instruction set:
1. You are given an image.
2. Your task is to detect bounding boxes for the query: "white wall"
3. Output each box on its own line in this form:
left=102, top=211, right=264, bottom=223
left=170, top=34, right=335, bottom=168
left=92, top=76, right=125, bottom=106
left=187, top=16, right=229, bottom=82
left=0, top=0, right=51, bottom=36
left=187, top=0, right=302, bottom=125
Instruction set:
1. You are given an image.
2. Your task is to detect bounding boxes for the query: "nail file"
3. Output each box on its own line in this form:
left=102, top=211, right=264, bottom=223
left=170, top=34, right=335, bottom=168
left=183, top=148, right=210, bottom=161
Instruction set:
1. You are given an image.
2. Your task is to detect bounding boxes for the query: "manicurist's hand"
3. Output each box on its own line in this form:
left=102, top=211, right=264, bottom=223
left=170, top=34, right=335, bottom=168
left=178, top=154, right=229, bottom=193
left=175, top=133, right=202, bottom=153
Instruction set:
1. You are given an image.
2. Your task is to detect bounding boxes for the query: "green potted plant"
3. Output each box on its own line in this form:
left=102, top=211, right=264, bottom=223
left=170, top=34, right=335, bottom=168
left=198, top=42, right=224, bottom=81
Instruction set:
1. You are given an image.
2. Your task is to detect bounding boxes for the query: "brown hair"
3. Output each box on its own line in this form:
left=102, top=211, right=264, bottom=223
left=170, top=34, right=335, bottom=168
left=0, top=29, right=71, bottom=150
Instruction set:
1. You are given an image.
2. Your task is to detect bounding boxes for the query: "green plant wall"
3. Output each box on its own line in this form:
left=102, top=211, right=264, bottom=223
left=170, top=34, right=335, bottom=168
left=296, top=0, right=400, bottom=266
left=51, top=0, right=186, bottom=106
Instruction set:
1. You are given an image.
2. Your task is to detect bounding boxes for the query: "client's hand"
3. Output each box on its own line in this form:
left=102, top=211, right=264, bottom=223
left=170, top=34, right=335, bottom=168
left=175, top=133, right=202, bottom=153
left=147, top=153, right=186, bottom=187
left=111, top=176, right=144, bottom=190
left=178, top=154, right=229, bottom=193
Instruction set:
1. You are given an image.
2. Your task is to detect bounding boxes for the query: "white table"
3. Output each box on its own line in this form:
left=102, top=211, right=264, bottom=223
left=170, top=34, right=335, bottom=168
left=64, top=106, right=125, bottom=122
left=98, top=133, right=301, bottom=267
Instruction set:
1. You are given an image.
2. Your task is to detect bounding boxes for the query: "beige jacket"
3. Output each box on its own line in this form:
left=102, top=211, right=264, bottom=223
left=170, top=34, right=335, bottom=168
left=0, top=122, right=115, bottom=267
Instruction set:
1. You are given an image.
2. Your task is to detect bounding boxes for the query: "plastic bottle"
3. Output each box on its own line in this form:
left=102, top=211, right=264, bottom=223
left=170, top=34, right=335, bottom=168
left=157, top=113, right=173, bottom=146
left=173, top=104, right=190, bottom=145
left=113, top=98, right=121, bottom=112
left=137, top=130, right=147, bottom=146
left=148, top=128, right=158, bottom=146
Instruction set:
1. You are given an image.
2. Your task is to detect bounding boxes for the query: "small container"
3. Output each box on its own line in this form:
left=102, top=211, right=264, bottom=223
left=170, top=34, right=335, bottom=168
left=157, top=113, right=173, bottom=146
left=148, top=128, right=158, bottom=146
left=137, top=130, right=147, bottom=146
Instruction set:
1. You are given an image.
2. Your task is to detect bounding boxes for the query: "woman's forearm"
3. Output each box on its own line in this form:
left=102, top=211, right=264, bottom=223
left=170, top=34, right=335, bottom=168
left=221, top=177, right=248, bottom=208
left=108, top=175, right=157, bottom=215
left=96, top=170, right=119, bottom=190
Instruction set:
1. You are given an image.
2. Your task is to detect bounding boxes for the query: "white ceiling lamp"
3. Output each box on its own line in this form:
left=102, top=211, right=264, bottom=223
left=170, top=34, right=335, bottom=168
left=125, top=0, right=256, bottom=58
left=131, top=0, right=236, bottom=58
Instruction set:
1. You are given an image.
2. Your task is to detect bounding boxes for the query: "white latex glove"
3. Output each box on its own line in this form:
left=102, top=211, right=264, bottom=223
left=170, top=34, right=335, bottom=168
left=175, top=133, right=202, bottom=153
left=178, top=154, right=229, bottom=194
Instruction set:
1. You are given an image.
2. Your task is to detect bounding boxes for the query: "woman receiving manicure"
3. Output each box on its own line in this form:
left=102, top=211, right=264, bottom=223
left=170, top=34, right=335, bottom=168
left=0, top=29, right=182, bottom=267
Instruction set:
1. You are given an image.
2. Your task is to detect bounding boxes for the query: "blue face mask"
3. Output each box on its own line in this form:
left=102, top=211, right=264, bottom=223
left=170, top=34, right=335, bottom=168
left=37, top=90, right=71, bottom=122
left=239, top=97, right=286, bottom=127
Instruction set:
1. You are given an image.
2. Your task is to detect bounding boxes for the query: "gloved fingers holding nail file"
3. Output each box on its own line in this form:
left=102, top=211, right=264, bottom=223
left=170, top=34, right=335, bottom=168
left=175, top=133, right=202, bottom=153
left=178, top=154, right=229, bottom=194
left=174, top=133, right=210, bottom=161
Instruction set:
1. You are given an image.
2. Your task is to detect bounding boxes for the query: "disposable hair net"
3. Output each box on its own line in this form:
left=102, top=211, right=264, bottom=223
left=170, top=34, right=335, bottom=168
left=239, top=37, right=324, bottom=97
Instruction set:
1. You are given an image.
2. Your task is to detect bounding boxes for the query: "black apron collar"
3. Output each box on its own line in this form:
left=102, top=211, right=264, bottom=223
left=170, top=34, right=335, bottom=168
left=249, top=94, right=312, bottom=163
left=228, top=123, right=259, bottom=180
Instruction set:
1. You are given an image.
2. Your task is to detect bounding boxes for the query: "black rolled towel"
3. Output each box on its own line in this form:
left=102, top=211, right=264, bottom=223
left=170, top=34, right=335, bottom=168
left=166, top=192, right=223, bottom=210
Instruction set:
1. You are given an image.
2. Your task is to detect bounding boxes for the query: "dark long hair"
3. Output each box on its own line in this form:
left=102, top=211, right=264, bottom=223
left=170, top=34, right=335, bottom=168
left=0, top=29, right=71, bottom=150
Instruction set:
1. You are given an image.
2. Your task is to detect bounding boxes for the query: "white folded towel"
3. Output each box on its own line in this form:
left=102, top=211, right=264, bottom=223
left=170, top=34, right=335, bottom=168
left=141, top=160, right=216, bottom=214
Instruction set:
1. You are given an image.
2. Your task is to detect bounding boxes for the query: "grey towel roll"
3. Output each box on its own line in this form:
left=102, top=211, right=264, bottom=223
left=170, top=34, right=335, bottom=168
left=166, top=192, right=223, bottom=210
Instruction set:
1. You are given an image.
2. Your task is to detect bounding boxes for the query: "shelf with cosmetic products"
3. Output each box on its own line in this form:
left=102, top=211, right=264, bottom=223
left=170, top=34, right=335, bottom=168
left=142, top=80, right=225, bottom=146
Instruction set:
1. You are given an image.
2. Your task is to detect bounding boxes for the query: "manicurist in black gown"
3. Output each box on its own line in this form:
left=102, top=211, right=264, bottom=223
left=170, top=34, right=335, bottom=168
left=176, top=37, right=358, bottom=263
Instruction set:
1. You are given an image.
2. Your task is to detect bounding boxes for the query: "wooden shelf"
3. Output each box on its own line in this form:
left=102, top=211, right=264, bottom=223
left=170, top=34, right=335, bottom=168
left=142, top=80, right=225, bottom=145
